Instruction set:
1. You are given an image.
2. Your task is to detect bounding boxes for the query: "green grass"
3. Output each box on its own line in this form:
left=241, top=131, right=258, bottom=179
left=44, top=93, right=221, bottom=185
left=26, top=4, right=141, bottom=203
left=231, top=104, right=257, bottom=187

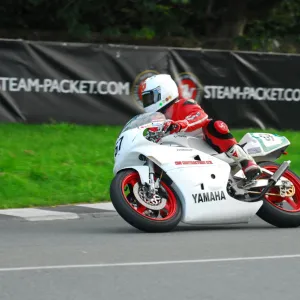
left=0, top=123, right=299, bottom=209
left=0, top=123, right=121, bottom=209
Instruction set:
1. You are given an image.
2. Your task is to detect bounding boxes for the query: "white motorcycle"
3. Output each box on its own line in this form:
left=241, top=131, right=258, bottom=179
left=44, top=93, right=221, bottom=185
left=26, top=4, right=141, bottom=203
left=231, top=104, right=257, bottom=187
left=110, top=112, right=300, bottom=232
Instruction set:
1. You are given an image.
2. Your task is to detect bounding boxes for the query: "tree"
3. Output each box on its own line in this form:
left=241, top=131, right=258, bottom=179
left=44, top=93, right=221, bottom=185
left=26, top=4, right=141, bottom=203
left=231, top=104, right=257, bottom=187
left=182, top=0, right=286, bottom=48
left=0, top=0, right=300, bottom=52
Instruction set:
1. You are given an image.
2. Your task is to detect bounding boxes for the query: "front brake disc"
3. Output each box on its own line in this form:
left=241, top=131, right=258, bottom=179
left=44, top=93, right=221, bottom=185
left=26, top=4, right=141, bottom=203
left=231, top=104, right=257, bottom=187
left=132, top=183, right=167, bottom=210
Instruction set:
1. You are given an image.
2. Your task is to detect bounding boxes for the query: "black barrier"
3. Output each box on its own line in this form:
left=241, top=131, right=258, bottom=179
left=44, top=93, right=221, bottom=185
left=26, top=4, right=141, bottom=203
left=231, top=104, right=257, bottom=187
left=0, top=39, right=300, bottom=129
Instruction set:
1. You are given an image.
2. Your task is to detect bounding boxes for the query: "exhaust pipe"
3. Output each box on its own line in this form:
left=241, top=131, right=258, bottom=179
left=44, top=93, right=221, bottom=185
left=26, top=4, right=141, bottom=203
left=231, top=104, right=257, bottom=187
left=248, top=160, right=291, bottom=202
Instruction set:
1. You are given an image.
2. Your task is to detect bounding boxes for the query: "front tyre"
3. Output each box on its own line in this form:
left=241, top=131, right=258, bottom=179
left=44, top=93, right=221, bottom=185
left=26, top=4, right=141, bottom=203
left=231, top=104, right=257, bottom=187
left=255, top=161, right=300, bottom=228
left=110, top=169, right=182, bottom=233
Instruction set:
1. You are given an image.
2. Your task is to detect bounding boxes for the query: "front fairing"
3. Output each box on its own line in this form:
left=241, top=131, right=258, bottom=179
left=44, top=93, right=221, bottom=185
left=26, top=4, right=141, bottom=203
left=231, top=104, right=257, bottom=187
left=113, top=112, right=166, bottom=166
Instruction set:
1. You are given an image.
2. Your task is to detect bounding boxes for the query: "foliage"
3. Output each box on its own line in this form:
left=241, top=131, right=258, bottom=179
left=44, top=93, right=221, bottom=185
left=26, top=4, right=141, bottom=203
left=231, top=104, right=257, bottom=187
left=1, top=0, right=300, bottom=52
left=237, top=0, right=300, bottom=52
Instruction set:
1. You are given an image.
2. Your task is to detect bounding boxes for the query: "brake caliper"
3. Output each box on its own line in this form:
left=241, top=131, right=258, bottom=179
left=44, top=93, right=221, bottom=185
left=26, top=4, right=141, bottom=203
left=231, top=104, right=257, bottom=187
left=280, top=180, right=295, bottom=197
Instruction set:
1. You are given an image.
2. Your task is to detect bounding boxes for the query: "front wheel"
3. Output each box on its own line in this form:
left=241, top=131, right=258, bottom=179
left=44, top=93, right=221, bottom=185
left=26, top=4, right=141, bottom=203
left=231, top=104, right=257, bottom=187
left=110, top=169, right=182, bottom=232
left=255, top=161, right=300, bottom=228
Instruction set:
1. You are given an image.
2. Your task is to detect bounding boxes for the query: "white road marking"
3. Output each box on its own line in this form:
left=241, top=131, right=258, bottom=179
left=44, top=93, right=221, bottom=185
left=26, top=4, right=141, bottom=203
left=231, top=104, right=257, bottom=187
left=1, top=254, right=300, bottom=272
left=0, top=208, right=79, bottom=221
left=76, top=203, right=115, bottom=211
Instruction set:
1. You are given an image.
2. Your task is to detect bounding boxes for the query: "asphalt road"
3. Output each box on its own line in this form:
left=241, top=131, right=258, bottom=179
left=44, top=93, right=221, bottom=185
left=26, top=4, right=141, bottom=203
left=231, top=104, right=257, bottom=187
left=1, top=213, right=300, bottom=300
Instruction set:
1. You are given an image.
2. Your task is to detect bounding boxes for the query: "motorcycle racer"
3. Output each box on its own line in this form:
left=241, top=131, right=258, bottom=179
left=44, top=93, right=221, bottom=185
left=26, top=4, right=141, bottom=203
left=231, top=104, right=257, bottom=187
left=141, top=74, right=262, bottom=181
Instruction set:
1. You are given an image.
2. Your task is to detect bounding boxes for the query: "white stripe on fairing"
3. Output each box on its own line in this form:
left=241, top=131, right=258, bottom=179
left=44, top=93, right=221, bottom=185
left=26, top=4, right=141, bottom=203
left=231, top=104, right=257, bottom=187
left=187, top=116, right=208, bottom=127
left=0, top=208, right=79, bottom=221
left=1, top=254, right=300, bottom=272
left=76, top=203, right=115, bottom=211
left=182, top=116, right=208, bottom=132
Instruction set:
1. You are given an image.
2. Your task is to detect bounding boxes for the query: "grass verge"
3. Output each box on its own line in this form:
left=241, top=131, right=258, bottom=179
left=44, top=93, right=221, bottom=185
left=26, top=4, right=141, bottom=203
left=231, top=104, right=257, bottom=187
left=0, top=123, right=299, bottom=209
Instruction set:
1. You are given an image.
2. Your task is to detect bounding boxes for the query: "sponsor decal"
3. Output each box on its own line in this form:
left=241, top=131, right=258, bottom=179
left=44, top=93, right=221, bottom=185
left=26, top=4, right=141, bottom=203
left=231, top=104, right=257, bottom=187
left=0, top=77, right=130, bottom=95
left=204, top=86, right=300, bottom=102
left=175, top=160, right=213, bottom=165
left=176, top=148, right=193, bottom=151
left=192, top=191, right=226, bottom=203
left=131, top=70, right=160, bottom=108
left=185, top=99, right=196, bottom=104
left=176, top=72, right=203, bottom=102
left=257, top=133, right=275, bottom=141
left=247, top=147, right=262, bottom=154
left=186, top=112, right=201, bottom=121
left=253, top=133, right=284, bottom=149
left=140, top=80, right=146, bottom=94
left=174, top=134, right=190, bottom=138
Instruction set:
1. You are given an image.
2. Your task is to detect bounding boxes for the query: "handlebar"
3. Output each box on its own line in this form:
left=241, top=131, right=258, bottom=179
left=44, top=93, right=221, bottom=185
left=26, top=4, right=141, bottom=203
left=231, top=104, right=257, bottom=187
left=145, top=126, right=167, bottom=143
left=143, top=119, right=179, bottom=143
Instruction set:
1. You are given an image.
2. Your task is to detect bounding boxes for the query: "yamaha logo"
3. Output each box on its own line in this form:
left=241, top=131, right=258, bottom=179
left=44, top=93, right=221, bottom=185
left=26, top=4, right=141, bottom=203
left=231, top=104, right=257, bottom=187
left=192, top=191, right=226, bottom=203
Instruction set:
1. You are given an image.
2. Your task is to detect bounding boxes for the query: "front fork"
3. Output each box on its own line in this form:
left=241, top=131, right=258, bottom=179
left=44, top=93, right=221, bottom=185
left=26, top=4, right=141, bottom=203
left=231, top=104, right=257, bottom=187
left=146, top=158, right=162, bottom=195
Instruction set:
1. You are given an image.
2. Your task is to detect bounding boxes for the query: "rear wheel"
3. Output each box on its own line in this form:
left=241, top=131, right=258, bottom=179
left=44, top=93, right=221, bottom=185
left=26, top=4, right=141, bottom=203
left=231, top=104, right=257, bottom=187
left=110, top=169, right=182, bottom=232
left=254, top=161, right=300, bottom=228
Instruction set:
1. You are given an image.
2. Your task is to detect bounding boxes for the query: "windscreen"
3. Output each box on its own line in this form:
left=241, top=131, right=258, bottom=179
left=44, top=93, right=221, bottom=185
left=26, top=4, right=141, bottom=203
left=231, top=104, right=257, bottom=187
left=121, top=112, right=166, bottom=133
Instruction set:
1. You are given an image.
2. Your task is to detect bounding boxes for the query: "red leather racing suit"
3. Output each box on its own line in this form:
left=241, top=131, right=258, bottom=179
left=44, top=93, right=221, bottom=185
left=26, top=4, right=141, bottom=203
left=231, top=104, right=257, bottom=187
left=163, top=98, right=238, bottom=153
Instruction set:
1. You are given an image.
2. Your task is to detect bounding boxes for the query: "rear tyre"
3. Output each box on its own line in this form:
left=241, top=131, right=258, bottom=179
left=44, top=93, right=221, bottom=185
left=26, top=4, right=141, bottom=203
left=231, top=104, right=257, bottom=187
left=255, top=161, right=300, bottom=228
left=110, top=169, right=182, bottom=232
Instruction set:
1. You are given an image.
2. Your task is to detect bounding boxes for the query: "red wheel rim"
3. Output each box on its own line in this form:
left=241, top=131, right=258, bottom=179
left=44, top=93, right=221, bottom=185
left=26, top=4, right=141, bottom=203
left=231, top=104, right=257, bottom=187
left=121, top=171, right=178, bottom=221
left=259, top=165, right=300, bottom=213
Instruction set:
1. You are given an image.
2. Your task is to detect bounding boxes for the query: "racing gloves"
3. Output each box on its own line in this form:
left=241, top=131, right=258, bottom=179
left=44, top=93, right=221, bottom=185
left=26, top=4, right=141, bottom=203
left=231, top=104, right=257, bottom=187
left=162, top=120, right=189, bottom=134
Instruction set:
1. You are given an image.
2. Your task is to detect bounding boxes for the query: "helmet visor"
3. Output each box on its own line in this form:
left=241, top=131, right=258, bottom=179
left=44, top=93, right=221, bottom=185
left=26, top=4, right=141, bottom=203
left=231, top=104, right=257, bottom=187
left=142, top=87, right=161, bottom=108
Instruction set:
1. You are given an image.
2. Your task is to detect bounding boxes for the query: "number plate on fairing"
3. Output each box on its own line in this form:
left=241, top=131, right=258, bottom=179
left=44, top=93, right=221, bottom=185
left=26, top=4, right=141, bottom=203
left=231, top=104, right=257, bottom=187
left=251, top=133, right=289, bottom=152
left=240, top=133, right=290, bottom=156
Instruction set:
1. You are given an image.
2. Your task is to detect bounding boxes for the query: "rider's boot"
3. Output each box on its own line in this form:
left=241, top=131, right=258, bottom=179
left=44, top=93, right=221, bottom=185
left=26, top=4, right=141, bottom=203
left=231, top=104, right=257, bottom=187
left=226, top=144, right=262, bottom=181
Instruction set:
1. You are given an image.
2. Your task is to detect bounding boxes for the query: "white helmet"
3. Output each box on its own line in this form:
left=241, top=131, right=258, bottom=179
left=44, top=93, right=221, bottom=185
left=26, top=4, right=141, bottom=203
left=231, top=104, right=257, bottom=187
left=141, top=74, right=179, bottom=113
